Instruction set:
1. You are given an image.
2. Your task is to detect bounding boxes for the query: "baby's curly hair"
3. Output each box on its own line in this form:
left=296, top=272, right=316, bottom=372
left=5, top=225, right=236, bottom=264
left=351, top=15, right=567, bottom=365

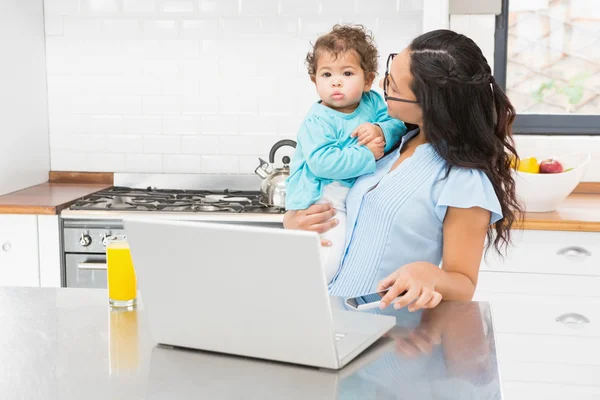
left=305, top=24, right=378, bottom=78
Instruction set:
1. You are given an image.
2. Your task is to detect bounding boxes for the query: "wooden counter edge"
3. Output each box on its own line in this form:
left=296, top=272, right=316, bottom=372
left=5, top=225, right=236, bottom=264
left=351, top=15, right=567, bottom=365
left=49, top=171, right=114, bottom=185
left=514, top=219, right=600, bottom=232
left=0, top=205, right=58, bottom=215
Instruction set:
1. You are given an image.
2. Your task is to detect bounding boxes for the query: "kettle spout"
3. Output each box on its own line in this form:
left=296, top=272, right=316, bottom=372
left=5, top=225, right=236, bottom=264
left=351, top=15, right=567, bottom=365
left=254, top=158, right=271, bottom=179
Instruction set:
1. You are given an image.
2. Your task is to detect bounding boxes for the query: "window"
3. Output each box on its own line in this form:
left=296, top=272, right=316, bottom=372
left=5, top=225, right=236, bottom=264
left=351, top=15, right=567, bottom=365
left=495, top=0, right=600, bottom=134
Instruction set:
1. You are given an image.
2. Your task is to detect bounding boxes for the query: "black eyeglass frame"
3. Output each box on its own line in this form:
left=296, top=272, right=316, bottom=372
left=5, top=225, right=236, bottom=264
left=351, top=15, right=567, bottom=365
left=383, top=53, right=419, bottom=104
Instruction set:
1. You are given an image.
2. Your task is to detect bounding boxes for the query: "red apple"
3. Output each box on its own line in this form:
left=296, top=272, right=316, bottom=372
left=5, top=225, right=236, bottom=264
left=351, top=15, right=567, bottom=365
left=539, top=159, right=564, bottom=174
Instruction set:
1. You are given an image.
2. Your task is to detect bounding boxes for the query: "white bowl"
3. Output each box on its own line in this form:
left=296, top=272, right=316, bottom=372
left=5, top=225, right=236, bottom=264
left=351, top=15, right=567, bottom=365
left=514, top=152, right=591, bottom=213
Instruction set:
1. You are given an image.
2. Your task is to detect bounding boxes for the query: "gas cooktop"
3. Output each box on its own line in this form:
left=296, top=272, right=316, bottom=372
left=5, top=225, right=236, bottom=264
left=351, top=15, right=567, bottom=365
left=68, top=186, right=285, bottom=214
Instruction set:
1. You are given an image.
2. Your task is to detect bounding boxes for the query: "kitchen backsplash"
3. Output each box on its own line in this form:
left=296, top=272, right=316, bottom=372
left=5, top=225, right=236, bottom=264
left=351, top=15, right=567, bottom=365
left=45, top=0, right=424, bottom=174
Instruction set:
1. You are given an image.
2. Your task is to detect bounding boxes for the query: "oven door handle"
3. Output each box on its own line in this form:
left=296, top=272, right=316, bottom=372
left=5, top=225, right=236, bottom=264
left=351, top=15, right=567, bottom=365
left=77, top=261, right=107, bottom=270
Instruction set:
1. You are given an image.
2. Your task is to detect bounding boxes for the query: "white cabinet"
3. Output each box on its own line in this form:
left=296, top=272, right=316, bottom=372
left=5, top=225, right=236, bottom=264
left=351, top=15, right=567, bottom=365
left=474, top=230, right=600, bottom=303
left=483, top=230, right=600, bottom=276
left=38, top=215, right=61, bottom=287
left=0, top=214, right=62, bottom=288
left=0, top=215, right=40, bottom=287
left=493, top=302, right=600, bottom=395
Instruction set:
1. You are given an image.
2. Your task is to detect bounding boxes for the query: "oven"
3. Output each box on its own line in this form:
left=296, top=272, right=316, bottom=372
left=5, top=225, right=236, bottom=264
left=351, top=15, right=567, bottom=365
left=62, top=219, right=125, bottom=288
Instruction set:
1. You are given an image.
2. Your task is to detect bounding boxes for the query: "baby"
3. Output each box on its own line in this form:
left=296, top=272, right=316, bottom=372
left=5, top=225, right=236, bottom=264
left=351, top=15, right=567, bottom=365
left=286, top=24, right=407, bottom=284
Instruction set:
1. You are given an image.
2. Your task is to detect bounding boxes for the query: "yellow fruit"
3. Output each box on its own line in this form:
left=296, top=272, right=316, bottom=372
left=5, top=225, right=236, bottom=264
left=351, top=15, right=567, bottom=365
left=509, top=155, right=517, bottom=169
left=516, top=157, right=540, bottom=174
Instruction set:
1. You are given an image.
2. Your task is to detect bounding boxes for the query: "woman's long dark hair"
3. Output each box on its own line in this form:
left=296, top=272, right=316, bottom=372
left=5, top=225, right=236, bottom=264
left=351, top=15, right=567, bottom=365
left=409, top=29, right=521, bottom=254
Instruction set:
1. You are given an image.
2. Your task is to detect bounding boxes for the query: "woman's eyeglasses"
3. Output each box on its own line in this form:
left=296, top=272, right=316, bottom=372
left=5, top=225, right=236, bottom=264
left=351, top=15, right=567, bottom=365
left=383, top=53, right=419, bottom=104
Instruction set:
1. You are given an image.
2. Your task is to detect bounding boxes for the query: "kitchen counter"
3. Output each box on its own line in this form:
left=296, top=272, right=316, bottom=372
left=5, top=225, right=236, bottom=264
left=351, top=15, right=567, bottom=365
left=0, top=182, right=109, bottom=214
left=516, top=193, right=600, bottom=232
left=1, top=178, right=600, bottom=231
left=1, top=287, right=599, bottom=399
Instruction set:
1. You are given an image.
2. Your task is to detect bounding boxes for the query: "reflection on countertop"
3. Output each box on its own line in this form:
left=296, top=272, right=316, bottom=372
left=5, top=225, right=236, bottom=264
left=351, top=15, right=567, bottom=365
left=0, top=287, right=500, bottom=399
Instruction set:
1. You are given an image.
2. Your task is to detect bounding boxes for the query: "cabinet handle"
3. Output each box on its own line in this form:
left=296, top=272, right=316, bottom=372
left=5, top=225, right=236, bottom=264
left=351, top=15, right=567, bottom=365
left=556, top=312, right=590, bottom=325
left=77, top=262, right=107, bottom=270
left=1, top=242, right=10, bottom=252
left=557, top=246, right=591, bottom=260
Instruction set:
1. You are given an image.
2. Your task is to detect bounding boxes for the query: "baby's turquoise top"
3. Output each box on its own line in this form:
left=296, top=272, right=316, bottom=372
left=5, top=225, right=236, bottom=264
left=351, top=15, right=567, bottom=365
left=286, top=90, right=406, bottom=210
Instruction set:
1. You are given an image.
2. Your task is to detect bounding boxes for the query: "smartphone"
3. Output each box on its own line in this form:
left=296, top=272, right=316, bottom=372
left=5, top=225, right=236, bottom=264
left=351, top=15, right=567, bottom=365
left=345, top=289, right=407, bottom=310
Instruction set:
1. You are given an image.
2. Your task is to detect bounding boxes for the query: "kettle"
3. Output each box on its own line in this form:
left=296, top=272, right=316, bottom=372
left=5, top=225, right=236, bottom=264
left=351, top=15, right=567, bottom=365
left=255, top=139, right=297, bottom=208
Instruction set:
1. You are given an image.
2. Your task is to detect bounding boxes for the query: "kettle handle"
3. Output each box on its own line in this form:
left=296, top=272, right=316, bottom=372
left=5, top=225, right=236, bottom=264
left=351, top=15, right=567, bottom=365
left=269, top=139, right=297, bottom=164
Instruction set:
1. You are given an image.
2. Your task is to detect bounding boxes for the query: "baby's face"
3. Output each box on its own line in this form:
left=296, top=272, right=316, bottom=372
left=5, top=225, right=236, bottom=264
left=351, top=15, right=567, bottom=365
left=312, top=51, right=371, bottom=113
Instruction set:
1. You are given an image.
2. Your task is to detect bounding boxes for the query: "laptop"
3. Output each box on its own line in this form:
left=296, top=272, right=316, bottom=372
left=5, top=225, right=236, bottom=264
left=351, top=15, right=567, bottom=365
left=123, top=219, right=396, bottom=370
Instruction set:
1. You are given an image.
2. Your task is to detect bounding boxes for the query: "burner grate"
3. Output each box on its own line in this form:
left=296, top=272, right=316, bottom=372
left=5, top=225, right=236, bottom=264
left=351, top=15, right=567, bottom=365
left=68, top=186, right=285, bottom=214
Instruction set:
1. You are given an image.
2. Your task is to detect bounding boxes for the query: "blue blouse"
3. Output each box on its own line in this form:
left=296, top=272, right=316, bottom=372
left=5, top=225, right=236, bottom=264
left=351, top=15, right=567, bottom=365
left=328, top=129, right=503, bottom=297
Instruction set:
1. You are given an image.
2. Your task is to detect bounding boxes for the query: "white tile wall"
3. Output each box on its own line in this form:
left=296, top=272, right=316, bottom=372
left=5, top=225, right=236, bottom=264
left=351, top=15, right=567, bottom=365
left=45, top=0, right=424, bottom=174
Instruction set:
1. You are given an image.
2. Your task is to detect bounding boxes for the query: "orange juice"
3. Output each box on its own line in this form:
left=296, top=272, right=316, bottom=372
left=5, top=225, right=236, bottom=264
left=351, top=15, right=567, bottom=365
left=106, top=236, right=137, bottom=307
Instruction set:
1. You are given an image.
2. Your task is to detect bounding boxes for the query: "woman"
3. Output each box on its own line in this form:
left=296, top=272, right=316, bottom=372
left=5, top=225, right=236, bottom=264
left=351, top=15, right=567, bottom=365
left=284, top=29, right=521, bottom=312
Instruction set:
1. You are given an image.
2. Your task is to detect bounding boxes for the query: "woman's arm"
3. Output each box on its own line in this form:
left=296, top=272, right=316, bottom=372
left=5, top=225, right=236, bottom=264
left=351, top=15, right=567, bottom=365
left=283, top=204, right=338, bottom=246
left=435, top=205, right=491, bottom=299
left=378, top=205, right=490, bottom=311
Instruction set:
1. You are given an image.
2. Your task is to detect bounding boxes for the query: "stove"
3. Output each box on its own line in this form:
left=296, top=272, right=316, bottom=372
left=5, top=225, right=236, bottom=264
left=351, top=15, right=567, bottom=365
left=60, top=180, right=286, bottom=290
left=68, top=186, right=285, bottom=214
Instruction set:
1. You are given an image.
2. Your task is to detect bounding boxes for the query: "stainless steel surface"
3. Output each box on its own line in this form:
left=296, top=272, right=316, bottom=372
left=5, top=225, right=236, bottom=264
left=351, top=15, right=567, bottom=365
left=77, top=261, right=107, bottom=270
left=63, top=219, right=124, bottom=254
left=258, top=168, right=289, bottom=208
left=62, top=219, right=126, bottom=288
left=255, top=139, right=296, bottom=208
left=60, top=216, right=283, bottom=289
left=0, top=288, right=501, bottom=399
left=60, top=183, right=286, bottom=289
left=68, top=187, right=285, bottom=214
left=65, top=254, right=108, bottom=288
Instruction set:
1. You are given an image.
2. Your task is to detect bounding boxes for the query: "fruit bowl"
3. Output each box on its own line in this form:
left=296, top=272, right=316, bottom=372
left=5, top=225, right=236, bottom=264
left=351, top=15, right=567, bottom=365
left=514, top=152, right=591, bottom=212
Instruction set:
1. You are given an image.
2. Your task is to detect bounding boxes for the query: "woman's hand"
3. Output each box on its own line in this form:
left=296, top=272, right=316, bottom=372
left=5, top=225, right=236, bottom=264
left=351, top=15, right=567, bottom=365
left=377, top=262, right=443, bottom=312
left=283, top=204, right=338, bottom=246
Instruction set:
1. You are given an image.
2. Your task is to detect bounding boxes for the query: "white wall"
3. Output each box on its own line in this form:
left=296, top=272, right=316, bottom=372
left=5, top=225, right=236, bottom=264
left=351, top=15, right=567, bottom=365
left=44, top=0, right=424, bottom=174
left=0, top=0, right=50, bottom=195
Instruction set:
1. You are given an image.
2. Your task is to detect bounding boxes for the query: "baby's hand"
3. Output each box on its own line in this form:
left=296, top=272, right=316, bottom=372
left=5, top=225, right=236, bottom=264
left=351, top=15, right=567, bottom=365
left=351, top=123, right=385, bottom=146
left=366, top=137, right=385, bottom=160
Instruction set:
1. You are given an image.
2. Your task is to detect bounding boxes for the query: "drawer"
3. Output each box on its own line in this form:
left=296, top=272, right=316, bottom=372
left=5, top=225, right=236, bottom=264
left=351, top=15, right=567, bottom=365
left=476, top=271, right=600, bottom=298
left=500, top=362, right=600, bottom=387
left=473, top=291, right=600, bottom=306
left=481, top=230, right=600, bottom=276
left=496, top=333, right=600, bottom=366
left=491, top=302, right=600, bottom=337
left=503, top=381, right=600, bottom=400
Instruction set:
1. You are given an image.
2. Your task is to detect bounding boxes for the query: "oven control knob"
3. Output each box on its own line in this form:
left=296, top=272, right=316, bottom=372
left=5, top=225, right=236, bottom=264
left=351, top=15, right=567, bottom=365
left=101, top=233, right=112, bottom=247
left=79, top=234, right=92, bottom=247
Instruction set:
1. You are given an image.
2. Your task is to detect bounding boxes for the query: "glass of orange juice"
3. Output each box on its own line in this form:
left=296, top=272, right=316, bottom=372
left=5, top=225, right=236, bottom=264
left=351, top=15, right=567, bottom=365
left=106, top=235, right=137, bottom=308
